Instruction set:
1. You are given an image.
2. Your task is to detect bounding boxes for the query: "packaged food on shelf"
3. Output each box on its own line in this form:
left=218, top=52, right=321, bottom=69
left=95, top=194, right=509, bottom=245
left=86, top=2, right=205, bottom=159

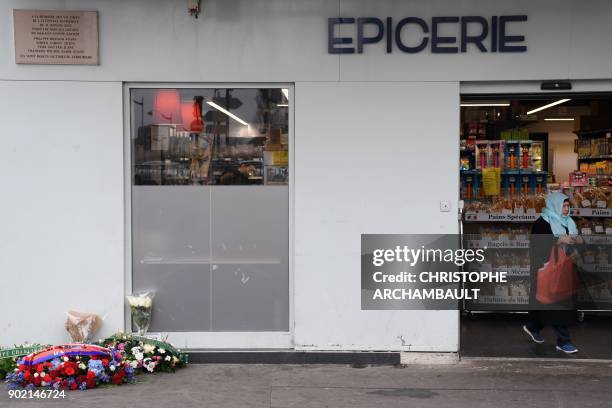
left=577, top=277, right=612, bottom=302
left=592, top=218, right=605, bottom=234
left=494, top=284, right=509, bottom=297
left=477, top=282, right=494, bottom=297
left=582, top=248, right=597, bottom=263
left=605, top=219, right=612, bottom=234
left=582, top=187, right=607, bottom=208
left=573, top=190, right=591, bottom=208
left=531, top=173, right=547, bottom=195
left=500, top=128, right=529, bottom=141
left=519, top=141, right=532, bottom=169
left=461, top=171, right=477, bottom=200
left=510, top=280, right=529, bottom=297
left=464, top=200, right=489, bottom=213
left=504, top=141, right=520, bottom=170
left=596, top=248, right=609, bottom=264
left=576, top=218, right=593, bottom=235
left=589, top=281, right=612, bottom=300
left=510, top=196, right=523, bottom=213
left=535, top=194, right=546, bottom=213
left=518, top=251, right=530, bottom=268
left=570, top=171, right=589, bottom=186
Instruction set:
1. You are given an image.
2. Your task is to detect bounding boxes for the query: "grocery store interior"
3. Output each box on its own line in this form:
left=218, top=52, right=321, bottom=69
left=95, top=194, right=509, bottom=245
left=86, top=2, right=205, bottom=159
left=459, top=93, right=612, bottom=358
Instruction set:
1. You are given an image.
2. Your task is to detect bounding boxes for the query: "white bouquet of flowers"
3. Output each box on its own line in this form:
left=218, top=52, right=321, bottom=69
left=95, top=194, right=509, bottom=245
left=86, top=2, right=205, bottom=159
left=126, top=291, right=155, bottom=336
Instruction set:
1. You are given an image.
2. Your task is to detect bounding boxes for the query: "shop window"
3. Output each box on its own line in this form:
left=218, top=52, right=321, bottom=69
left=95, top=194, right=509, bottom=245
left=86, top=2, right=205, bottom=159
left=131, top=88, right=289, bottom=186
left=129, top=87, right=290, bottom=333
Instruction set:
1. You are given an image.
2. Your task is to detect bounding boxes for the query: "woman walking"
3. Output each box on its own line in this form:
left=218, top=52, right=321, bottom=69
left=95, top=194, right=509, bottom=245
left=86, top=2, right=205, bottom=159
left=522, top=192, right=581, bottom=354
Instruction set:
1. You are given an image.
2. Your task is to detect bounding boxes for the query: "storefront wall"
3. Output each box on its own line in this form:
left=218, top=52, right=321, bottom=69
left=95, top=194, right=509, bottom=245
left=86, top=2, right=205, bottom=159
left=1, top=0, right=611, bottom=351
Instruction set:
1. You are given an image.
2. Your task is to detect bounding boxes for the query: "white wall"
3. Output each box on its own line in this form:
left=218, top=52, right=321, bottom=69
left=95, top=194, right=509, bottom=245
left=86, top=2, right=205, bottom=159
left=527, top=121, right=578, bottom=184
left=550, top=137, right=578, bottom=183
left=1, top=0, right=611, bottom=350
left=0, top=81, right=124, bottom=345
left=294, top=82, right=460, bottom=351
left=1, top=0, right=612, bottom=82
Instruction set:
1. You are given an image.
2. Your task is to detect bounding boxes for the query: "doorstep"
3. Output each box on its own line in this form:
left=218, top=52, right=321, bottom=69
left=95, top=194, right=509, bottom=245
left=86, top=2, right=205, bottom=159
left=186, top=350, right=400, bottom=365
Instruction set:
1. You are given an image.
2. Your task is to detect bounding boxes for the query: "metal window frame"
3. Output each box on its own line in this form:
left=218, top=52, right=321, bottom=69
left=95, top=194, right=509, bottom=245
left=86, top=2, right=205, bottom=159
left=122, top=82, right=295, bottom=349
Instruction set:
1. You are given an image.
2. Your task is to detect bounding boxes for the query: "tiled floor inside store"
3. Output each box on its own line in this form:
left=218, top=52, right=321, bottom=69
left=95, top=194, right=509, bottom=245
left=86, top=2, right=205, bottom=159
left=460, top=312, right=612, bottom=359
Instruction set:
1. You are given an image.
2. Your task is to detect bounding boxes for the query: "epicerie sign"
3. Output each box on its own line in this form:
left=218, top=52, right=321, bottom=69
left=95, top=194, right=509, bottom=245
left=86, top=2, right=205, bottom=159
left=328, top=15, right=527, bottom=54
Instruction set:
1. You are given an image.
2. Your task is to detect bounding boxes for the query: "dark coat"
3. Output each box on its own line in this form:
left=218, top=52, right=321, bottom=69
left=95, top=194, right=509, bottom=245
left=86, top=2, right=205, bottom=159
left=529, top=217, right=576, bottom=326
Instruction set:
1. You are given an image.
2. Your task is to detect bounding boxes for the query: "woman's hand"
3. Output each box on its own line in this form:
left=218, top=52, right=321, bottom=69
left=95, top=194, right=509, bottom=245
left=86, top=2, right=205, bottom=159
left=557, top=235, right=575, bottom=245
left=572, top=235, right=584, bottom=245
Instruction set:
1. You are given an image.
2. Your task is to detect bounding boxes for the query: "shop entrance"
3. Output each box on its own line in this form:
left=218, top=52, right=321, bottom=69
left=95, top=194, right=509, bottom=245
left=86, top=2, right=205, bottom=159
left=459, top=91, right=612, bottom=358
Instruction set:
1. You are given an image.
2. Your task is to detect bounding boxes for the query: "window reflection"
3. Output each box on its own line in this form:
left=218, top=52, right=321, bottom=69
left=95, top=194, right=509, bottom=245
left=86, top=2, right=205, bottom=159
left=131, top=88, right=289, bottom=186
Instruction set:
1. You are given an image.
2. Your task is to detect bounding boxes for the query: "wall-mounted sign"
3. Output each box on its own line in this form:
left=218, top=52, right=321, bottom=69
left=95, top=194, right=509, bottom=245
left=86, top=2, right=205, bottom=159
left=328, top=15, right=527, bottom=54
left=13, top=9, right=99, bottom=65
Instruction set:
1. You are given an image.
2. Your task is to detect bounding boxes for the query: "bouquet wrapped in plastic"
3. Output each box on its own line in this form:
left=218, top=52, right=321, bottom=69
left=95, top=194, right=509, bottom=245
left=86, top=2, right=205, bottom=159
left=126, top=291, right=155, bottom=336
left=65, top=310, right=103, bottom=343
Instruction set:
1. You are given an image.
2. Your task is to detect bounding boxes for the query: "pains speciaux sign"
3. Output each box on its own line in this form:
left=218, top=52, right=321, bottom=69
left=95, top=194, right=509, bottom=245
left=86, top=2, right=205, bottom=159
left=328, top=15, right=527, bottom=54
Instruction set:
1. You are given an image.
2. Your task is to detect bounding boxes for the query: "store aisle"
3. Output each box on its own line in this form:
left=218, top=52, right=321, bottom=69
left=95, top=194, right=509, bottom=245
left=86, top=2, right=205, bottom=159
left=461, top=312, right=612, bottom=359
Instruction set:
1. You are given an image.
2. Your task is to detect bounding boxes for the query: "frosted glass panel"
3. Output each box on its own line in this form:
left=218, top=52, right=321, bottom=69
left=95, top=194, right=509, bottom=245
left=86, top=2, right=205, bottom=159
left=211, top=186, right=289, bottom=331
left=131, top=186, right=212, bottom=332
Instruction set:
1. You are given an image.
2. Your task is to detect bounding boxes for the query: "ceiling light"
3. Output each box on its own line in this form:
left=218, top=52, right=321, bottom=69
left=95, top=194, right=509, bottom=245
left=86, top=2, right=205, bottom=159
left=277, top=104, right=288, bottom=107
left=206, top=101, right=248, bottom=126
left=527, top=99, right=571, bottom=115
left=544, top=118, right=574, bottom=121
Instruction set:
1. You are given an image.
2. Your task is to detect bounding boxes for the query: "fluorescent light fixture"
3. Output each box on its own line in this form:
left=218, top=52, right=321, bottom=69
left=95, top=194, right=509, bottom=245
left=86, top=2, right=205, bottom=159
left=281, top=89, right=289, bottom=100
left=527, top=99, right=571, bottom=115
left=277, top=104, right=289, bottom=107
left=460, top=102, right=510, bottom=107
left=206, top=101, right=248, bottom=126
left=544, top=117, right=574, bottom=121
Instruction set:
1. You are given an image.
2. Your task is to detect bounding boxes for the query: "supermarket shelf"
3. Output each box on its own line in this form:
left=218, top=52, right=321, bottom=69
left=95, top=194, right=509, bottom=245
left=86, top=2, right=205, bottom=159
left=460, top=169, right=545, bottom=175
left=578, top=155, right=612, bottom=160
left=579, top=263, right=612, bottom=273
left=582, top=235, right=612, bottom=245
left=577, top=300, right=612, bottom=307
left=472, top=296, right=529, bottom=304
left=470, top=267, right=530, bottom=277
left=466, top=239, right=529, bottom=249
left=468, top=295, right=529, bottom=305
left=464, top=212, right=539, bottom=222
left=574, top=128, right=612, bottom=137
left=491, top=267, right=530, bottom=277
left=571, top=208, right=612, bottom=217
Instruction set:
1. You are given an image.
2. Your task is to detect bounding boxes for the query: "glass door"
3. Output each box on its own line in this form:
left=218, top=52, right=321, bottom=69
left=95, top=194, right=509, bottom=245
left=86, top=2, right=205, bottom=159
left=127, top=85, right=291, bottom=348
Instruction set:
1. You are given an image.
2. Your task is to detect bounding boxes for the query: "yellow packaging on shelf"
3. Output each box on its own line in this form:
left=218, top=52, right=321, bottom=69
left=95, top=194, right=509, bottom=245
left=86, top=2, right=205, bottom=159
left=482, top=167, right=501, bottom=196
left=264, top=150, right=289, bottom=165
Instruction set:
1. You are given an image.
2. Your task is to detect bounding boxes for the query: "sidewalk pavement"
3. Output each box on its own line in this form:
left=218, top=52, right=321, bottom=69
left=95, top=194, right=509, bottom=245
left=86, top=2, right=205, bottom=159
left=2, top=359, right=612, bottom=408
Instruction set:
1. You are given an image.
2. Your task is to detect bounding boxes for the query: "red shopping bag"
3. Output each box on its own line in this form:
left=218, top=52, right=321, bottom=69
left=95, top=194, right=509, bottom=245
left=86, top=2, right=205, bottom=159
left=536, top=245, right=578, bottom=304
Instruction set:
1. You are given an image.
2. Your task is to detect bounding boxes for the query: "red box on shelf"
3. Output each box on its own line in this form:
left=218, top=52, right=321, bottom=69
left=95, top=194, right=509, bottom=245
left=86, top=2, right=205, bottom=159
left=570, top=171, right=589, bottom=186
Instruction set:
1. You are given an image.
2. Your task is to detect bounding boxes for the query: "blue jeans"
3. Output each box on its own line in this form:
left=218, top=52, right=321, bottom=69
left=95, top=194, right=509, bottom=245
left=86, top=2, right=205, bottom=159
left=526, top=317, right=571, bottom=346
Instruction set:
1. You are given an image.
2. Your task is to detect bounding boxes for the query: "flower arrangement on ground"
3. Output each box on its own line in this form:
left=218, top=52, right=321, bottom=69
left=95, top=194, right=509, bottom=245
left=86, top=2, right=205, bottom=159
left=4, top=333, right=186, bottom=391
left=5, top=344, right=135, bottom=390
left=98, top=332, right=187, bottom=374
left=0, top=344, right=47, bottom=380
